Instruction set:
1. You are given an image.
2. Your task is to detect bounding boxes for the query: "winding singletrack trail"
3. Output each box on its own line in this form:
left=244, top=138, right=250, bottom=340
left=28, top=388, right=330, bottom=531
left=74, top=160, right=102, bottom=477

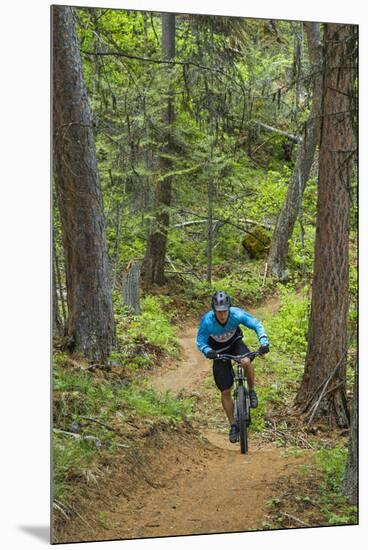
left=55, top=300, right=310, bottom=543
left=110, top=321, right=306, bottom=539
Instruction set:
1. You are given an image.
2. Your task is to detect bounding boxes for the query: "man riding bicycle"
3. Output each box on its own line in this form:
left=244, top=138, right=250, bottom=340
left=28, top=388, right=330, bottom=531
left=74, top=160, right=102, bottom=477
left=196, top=291, right=269, bottom=443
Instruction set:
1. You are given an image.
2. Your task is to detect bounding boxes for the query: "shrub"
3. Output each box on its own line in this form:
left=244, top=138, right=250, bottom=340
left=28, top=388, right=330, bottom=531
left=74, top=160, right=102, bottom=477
left=315, top=446, right=348, bottom=492
left=183, top=261, right=275, bottom=311
left=111, top=292, right=179, bottom=369
left=52, top=359, right=194, bottom=506
left=265, top=285, right=309, bottom=357
left=128, top=295, right=178, bottom=355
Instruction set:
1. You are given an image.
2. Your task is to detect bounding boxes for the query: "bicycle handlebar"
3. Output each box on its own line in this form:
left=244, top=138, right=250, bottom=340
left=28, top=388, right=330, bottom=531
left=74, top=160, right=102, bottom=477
left=216, top=350, right=262, bottom=362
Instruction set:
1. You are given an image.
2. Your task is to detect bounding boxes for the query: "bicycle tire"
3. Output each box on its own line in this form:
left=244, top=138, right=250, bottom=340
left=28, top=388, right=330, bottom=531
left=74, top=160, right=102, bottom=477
left=237, top=385, right=248, bottom=454
left=246, top=393, right=251, bottom=426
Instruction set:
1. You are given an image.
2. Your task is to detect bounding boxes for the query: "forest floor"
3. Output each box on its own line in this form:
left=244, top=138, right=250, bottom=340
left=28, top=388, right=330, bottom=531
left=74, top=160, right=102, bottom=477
left=53, top=298, right=352, bottom=544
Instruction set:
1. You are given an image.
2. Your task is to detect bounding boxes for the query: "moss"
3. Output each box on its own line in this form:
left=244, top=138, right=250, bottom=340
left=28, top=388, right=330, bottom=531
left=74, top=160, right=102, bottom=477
left=241, top=226, right=271, bottom=259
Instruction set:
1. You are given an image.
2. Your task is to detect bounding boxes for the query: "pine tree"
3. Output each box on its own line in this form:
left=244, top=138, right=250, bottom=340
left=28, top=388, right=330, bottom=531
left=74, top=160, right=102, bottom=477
left=53, top=5, right=115, bottom=362
left=295, top=24, right=357, bottom=427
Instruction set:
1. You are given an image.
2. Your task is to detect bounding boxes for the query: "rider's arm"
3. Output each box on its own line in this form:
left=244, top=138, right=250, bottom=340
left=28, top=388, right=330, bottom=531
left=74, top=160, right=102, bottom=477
left=196, top=315, right=212, bottom=357
left=236, top=308, right=269, bottom=346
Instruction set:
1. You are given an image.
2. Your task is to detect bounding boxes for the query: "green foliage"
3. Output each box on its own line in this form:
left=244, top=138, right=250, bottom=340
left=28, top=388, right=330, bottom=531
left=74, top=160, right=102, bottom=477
left=63, top=7, right=356, bottom=313
left=71, top=7, right=307, bottom=284
left=98, top=512, right=108, bottom=529
left=266, top=497, right=281, bottom=509
left=53, top=436, right=97, bottom=502
left=53, top=352, right=69, bottom=369
left=266, top=445, right=357, bottom=529
left=249, top=387, right=268, bottom=432
left=313, top=445, right=357, bottom=526
left=53, top=358, right=193, bottom=431
left=53, top=10, right=358, bottom=530
left=53, top=364, right=116, bottom=423
left=168, top=227, right=206, bottom=268
left=288, top=224, right=315, bottom=275
left=323, top=509, right=357, bottom=526
left=110, top=292, right=178, bottom=370
left=250, top=352, right=301, bottom=433
left=246, top=167, right=291, bottom=222
left=183, top=261, right=275, bottom=312
left=213, top=271, right=266, bottom=302
left=128, top=295, right=178, bottom=355
left=315, top=445, right=348, bottom=493
left=182, top=280, right=213, bottom=311
left=123, top=386, right=194, bottom=422
left=52, top=355, right=193, bottom=506
left=264, top=285, right=309, bottom=357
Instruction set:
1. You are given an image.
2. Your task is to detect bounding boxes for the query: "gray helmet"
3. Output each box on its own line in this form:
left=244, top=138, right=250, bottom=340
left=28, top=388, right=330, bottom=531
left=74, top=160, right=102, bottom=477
left=211, top=290, right=231, bottom=311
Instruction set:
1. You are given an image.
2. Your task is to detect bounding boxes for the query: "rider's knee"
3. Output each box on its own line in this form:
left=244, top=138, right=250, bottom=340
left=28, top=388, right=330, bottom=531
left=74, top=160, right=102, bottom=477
left=241, top=357, right=251, bottom=368
left=221, top=388, right=231, bottom=397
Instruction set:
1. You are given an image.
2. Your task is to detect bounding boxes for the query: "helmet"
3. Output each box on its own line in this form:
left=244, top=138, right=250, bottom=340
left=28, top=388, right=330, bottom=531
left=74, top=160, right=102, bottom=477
left=211, top=290, right=231, bottom=312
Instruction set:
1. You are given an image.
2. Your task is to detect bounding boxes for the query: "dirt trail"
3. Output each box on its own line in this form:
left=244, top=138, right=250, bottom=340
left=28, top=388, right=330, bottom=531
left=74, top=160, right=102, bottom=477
left=115, top=316, right=306, bottom=539
left=151, top=326, right=207, bottom=393
left=110, top=442, right=298, bottom=540
left=56, top=299, right=309, bottom=543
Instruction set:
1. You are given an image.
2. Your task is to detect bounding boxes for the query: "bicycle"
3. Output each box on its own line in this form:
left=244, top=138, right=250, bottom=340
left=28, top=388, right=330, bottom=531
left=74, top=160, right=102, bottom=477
left=216, top=350, right=262, bottom=454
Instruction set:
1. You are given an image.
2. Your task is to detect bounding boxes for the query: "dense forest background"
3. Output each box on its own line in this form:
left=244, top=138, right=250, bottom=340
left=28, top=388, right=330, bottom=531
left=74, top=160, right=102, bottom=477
left=52, top=6, right=358, bottom=543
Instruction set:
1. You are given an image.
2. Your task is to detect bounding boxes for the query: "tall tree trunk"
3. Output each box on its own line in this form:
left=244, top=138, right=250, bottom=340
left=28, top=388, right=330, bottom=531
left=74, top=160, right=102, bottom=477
left=144, top=13, right=175, bottom=285
left=122, top=261, right=141, bottom=314
left=52, top=256, right=62, bottom=338
left=295, top=24, right=356, bottom=427
left=207, top=23, right=215, bottom=284
left=341, top=365, right=358, bottom=505
left=53, top=233, right=67, bottom=327
left=267, top=23, right=323, bottom=280
left=52, top=5, right=115, bottom=363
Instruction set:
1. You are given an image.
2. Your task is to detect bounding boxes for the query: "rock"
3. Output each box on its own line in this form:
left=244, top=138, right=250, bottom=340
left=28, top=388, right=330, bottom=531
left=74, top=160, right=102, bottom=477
left=70, top=421, right=80, bottom=433
left=241, top=226, right=271, bottom=259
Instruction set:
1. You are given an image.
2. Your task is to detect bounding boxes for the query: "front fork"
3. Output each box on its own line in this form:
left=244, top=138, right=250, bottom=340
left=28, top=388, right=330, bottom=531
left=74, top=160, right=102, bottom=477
left=233, top=373, right=251, bottom=423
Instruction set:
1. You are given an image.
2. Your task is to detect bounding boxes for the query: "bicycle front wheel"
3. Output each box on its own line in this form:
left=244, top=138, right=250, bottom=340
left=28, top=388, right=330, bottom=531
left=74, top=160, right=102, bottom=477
left=237, top=385, right=248, bottom=454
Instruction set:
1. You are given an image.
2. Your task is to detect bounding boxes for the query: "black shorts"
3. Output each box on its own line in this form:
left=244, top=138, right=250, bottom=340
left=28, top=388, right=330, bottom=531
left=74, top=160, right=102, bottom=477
left=212, top=339, right=250, bottom=392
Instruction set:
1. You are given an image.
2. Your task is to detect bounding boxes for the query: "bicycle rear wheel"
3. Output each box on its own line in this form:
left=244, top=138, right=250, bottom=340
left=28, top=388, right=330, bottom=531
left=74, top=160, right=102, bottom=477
left=237, top=385, right=248, bottom=454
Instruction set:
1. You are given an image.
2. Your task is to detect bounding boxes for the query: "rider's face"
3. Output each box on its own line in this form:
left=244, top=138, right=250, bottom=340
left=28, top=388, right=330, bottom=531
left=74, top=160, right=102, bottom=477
left=215, top=309, right=229, bottom=324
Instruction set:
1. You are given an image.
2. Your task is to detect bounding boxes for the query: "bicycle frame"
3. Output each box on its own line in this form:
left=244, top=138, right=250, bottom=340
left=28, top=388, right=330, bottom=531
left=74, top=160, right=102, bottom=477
left=234, top=360, right=248, bottom=387
left=216, top=351, right=260, bottom=386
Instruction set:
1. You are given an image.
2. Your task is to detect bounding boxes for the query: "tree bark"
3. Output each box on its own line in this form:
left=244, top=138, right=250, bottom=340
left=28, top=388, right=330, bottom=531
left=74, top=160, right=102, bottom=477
left=295, top=24, right=356, bottom=427
left=52, top=255, right=62, bottom=338
left=267, top=23, right=323, bottom=281
left=207, top=22, right=215, bottom=284
left=52, top=232, right=67, bottom=336
left=144, top=13, right=175, bottom=285
left=341, top=366, right=357, bottom=505
left=122, top=261, right=141, bottom=314
left=52, top=5, right=115, bottom=362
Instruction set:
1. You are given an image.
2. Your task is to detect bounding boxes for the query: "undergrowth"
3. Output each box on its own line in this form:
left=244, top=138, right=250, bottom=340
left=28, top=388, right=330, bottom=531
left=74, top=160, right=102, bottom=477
left=263, top=284, right=309, bottom=358
left=52, top=352, right=193, bottom=507
left=264, top=445, right=357, bottom=529
left=309, top=445, right=357, bottom=526
left=182, top=260, right=276, bottom=312
left=314, top=445, right=356, bottom=525
left=109, top=292, right=179, bottom=370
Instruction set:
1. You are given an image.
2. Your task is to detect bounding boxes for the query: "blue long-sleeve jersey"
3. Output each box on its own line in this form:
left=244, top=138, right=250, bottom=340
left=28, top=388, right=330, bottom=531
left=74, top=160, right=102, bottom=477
left=196, top=306, right=269, bottom=357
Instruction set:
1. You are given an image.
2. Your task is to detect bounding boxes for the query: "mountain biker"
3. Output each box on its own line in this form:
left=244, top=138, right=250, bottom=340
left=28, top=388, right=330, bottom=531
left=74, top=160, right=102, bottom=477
left=196, top=290, right=269, bottom=443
